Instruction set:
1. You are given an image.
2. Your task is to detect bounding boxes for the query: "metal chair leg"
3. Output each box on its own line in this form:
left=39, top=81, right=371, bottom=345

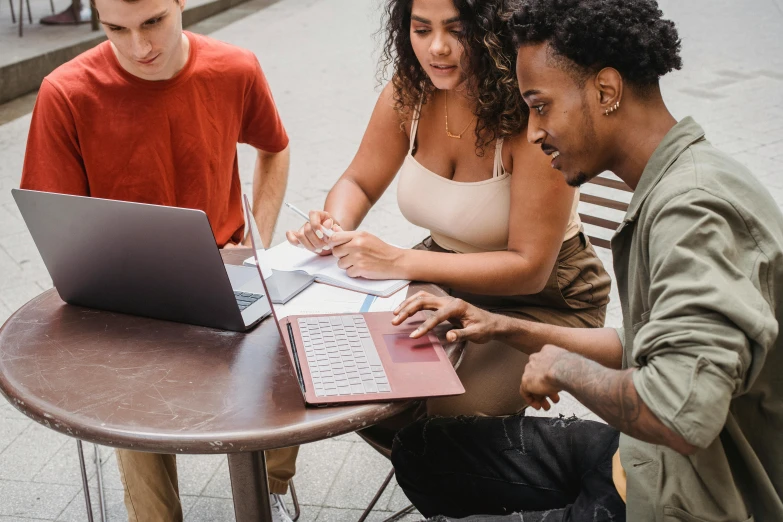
left=76, top=440, right=95, bottom=522
left=89, top=2, right=98, bottom=30
left=24, top=0, right=30, bottom=23
left=357, top=468, right=396, bottom=522
left=358, top=468, right=417, bottom=522
left=8, top=0, right=16, bottom=24
left=17, top=0, right=23, bottom=37
left=93, top=444, right=108, bottom=522
left=288, top=479, right=301, bottom=521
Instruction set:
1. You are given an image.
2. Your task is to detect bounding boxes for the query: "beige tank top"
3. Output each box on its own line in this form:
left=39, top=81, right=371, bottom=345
left=397, top=100, right=581, bottom=254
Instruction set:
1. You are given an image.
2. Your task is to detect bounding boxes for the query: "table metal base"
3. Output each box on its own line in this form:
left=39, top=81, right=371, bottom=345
left=228, top=451, right=273, bottom=522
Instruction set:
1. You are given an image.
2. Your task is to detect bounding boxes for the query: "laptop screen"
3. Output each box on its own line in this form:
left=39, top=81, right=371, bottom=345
left=242, top=194, right=306, bottom=394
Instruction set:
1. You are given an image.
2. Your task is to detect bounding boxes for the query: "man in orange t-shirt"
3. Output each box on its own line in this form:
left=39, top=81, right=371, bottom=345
left=20, top=0, right=297, bottom=519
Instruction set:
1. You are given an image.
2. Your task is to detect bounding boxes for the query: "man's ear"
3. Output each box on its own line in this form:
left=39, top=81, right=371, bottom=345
left=178, top=0, right=186, bottom=12
left=594, top=67, right=623, bottom=116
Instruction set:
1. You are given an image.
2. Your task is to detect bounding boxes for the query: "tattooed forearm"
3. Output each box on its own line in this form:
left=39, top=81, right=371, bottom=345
left=550, top=353, right=697, bottom=455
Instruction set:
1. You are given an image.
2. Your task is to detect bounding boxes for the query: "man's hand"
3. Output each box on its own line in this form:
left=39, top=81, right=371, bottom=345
left=391, top=291, right=504, bottom=343
left=328, top=231, right=405, bottom=279
left=528, top=348, right=699, bottom=455
left=519, top=344, right=572, bottom=411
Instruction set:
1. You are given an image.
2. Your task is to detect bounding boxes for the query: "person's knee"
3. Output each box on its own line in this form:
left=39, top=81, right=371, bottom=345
left=392, top=416, right=482, bottom=485
left=392, top=416, right=456, bottom=493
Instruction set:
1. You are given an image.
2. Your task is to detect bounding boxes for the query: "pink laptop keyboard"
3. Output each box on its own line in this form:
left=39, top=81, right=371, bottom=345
left=298, top=315, right=391, bottom=397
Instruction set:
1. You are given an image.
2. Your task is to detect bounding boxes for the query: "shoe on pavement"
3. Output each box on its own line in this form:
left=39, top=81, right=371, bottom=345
left=270, top=493, right=293, bottom=522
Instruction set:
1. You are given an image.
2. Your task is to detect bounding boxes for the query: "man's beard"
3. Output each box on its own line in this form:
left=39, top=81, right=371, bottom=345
left=567, top=172, right=590, bottom=187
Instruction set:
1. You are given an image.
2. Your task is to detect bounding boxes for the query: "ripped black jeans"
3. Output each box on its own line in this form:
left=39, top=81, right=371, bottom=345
left=391, top=413, right=625, bottom=522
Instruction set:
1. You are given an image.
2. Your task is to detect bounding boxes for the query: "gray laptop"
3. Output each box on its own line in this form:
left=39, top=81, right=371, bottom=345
left=12, top=189, right=311, bottom=332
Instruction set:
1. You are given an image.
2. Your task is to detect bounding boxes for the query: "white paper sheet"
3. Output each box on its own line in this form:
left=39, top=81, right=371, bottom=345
left=273, top=282, right=409, bottom=319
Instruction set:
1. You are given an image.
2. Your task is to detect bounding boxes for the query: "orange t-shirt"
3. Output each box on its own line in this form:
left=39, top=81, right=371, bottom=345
left=21, top=32, right=288, bottom=246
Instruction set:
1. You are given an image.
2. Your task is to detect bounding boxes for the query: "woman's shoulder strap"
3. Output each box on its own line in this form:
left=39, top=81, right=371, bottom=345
left=408, top=95, right=425, bottom=154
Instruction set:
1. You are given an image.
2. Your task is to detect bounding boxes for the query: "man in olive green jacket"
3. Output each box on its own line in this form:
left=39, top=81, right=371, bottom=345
left=388, top=1, right=783, bottom=520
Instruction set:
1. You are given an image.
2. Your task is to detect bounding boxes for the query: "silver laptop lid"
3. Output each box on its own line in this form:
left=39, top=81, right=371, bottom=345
left=12, top=188, right=246, bottom=331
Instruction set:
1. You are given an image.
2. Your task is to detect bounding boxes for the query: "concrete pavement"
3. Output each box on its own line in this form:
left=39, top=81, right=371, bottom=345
left=0, top=0, right=782, bottom=520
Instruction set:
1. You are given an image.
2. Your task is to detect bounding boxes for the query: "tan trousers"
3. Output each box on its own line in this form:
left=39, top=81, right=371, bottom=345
left=117, top=446, right=299, bottom=522
left=360, top=233, right=611, bottom=441
left=425, top=232, right=611, bottom=417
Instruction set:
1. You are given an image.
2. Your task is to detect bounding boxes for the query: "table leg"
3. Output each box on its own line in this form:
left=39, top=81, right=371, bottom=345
left=227, top=451, right=273, bottom=522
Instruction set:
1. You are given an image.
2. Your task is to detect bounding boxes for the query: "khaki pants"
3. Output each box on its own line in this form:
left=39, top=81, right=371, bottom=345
left=425, top=231, right=611, bottom=417
left=117, top=446, right=299, bottom=522
left=360, top=233, right=611, bottom=442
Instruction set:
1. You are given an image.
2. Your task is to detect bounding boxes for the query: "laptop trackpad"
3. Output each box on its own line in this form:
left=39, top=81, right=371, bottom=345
left=383, top=333, right=439, bottom=363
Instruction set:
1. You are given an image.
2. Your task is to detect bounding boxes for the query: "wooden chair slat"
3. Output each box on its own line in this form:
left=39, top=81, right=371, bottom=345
left=578, top=177, right=632, bottom=250
left=587, top=236, right=612, bottom=250
left=590, top=176, right=633, bottom=192
left=579, top=213, right=621, bottom=231
left=580, top=194, right=629, bottom=212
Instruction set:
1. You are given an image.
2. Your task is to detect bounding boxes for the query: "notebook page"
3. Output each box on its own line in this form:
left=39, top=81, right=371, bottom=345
left=273, top=283, right=368, bottom=319
left=253, top=241, right=333, bottom=274
left=245, top=242, right=408, bottom=295
left=313, top=262, right=408, bottom=294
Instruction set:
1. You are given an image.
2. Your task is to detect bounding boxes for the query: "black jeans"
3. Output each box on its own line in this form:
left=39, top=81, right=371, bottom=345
left=391, top=413, right=625, bottom=522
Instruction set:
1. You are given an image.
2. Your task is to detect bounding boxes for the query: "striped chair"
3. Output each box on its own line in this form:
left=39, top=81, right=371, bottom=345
left=578, top=174, right=633, bottom=250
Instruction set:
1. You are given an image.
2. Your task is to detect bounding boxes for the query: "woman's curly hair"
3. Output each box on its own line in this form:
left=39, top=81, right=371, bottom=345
left=509, top=0, right=682, bottom=89
left=378, top=0, right=528, bottom=155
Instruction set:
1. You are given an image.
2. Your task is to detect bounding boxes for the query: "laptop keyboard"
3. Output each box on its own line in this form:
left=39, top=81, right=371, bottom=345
left=298, top=315, right=391, bottom=397
left=234, top=291, right=264, bottom=311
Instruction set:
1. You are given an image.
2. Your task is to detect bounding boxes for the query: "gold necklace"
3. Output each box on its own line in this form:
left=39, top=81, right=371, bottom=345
left=445, top=93, right=475, bottom=139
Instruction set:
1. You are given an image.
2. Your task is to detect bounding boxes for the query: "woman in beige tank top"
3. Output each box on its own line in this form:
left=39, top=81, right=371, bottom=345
left=286, top=0, right=610, bottom=420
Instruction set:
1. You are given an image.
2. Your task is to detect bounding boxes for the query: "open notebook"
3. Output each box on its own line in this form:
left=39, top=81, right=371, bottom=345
left=244, top=241, right=410, bottom=298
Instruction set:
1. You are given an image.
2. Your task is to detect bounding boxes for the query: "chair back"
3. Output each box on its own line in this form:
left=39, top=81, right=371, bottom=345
left=578, top=175, right=633, bottom=250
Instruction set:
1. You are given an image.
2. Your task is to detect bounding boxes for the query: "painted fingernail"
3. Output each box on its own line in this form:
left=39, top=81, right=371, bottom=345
left=315, top=248, right=322, bottom=253
left=323, top=245, right=331, bottom=251
left=296, top=243, right=305, bottom=249
left=315, top=230, right=324, bottom=239
left=321, top=227, right=334, bottom=238
left=409, top=328, right=420, bottom=338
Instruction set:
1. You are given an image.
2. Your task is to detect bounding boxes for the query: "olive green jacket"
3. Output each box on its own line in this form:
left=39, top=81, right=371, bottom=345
left=612, top=117, right=783, bottom=521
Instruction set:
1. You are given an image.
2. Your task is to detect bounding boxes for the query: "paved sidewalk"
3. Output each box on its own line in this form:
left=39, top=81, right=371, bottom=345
left=0, top=0, right=782, bottom=520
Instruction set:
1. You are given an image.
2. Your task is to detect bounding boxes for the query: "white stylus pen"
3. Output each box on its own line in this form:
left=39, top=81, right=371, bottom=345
left=284, top=202, right=334, bottom=237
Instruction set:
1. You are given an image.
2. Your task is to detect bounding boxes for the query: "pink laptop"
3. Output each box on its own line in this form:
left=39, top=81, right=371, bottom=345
left=243, top=195, right=465, bottom=406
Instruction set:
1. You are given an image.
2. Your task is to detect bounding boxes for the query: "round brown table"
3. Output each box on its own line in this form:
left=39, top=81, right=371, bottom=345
left=0, top=248, right=463, bottom=522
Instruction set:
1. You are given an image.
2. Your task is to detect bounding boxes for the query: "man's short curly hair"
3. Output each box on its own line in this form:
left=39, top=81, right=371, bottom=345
left=509, top=0, right=682, bottom=89
left=378, top=0, right=527, bottom=155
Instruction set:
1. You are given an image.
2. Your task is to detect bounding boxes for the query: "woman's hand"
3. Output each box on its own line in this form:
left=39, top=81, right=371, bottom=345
left=391, top=291, right=504, bottom=344
left=328, top=230, right=406, bottom=279
left=285, top=210, right=342, bottom=256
